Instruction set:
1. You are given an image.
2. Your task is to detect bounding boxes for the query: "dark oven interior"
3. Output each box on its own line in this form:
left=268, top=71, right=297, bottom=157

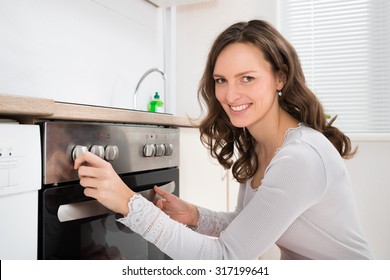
left=38, top=168, right=179, bottom=260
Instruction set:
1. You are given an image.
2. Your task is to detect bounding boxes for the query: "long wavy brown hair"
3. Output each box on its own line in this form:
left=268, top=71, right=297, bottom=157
left=197, top=20, right=356, bottom=183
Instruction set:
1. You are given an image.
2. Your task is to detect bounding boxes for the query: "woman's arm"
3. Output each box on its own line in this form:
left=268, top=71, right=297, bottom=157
left=154, top=182, right=245, bottom=237
left=75, top=143, right=326, bottom=259
left=74, top=151, right=134, bottom=216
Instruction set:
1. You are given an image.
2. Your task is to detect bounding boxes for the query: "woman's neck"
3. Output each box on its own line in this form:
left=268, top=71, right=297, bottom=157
left=248, top=108, right=299, bottom=159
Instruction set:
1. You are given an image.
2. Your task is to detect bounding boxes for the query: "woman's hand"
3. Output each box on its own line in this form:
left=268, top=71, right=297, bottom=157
left=154, top=185, right=199, bottom=227
left=74, top=152, right=134, bottom=216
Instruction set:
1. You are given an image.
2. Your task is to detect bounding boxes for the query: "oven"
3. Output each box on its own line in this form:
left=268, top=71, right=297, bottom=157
left=38, top=121, right=179, bottom=260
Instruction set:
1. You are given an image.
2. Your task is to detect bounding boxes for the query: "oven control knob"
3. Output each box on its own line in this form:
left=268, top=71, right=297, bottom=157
left=143, top=144, right=155, bottom=157
left=155, top=144, right=165, bottom=157
left=72, top=145, right=88, bottom=161
left=105, top=145, right=119, bottom=161
left=90, top=145, right=105, bottom=159
left=164, top=144, right=173, bottom=156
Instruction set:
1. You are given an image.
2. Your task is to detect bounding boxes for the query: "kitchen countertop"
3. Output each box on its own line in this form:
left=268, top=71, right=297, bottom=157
left=0, top=93, right=195, bottom=127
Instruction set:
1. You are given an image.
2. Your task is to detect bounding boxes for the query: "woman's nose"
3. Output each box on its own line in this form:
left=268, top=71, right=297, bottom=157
left=225, top=84, right=241, bottom=103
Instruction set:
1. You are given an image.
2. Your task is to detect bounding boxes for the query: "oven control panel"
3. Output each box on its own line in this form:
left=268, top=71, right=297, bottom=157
left=71, top=144, right=119, bottom=161
left=71, top=142, right=174, bottom=160
left=143, top=143, right=173, bottom=157
left=41, top=122, right=179, bottom=185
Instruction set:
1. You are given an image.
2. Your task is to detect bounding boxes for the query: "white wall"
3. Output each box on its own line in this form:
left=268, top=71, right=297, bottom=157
left=0, top=0, right=165, bottom=111
left=175, top=0, right=277, bottom=119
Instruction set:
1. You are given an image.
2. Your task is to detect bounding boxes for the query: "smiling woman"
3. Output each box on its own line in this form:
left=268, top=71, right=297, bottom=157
left=213, top=42, right=287, bottom=130
left=198, top=20, right=356, bottom=184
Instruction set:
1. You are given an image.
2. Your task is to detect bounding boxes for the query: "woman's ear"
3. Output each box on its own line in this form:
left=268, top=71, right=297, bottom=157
left=277, top=71, right=287, bottom=89
left=277, top=65, right=288, bottom=88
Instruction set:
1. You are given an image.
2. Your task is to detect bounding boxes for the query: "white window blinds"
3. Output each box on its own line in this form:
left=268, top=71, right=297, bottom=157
left=280, top=0, right=390, bottom=133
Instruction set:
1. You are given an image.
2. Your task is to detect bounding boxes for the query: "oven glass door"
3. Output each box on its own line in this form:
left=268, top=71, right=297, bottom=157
left=39, top=168, right=178, bottom=260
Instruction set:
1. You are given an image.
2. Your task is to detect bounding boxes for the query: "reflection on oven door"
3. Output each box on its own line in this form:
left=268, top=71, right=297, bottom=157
left=80, top=215, right=148, bottom=260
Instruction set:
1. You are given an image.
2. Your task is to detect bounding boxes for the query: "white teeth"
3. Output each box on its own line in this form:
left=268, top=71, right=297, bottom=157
left=230, top=104, right=250, bottom=112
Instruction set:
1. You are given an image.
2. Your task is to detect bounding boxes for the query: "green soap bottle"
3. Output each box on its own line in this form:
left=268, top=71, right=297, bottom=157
left=148, top=92, right=164, bottom=112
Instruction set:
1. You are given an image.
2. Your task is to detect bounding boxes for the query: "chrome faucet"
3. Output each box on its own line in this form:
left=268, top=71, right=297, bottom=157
left=133, top=68, right=167, bottom=110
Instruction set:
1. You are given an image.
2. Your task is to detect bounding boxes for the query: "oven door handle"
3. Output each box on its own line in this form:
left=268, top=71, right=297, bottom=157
left=57, top=200, right=112, bottom=222
left=57, top=181, right=176, bottom=222
left=138, top=181, right=176, bottom=201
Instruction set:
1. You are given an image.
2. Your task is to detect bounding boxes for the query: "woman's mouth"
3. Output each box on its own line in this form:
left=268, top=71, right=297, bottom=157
left=230, top=104, right=251, bottom=112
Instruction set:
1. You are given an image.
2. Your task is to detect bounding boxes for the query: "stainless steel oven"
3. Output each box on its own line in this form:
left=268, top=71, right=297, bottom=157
left=38, top=121, right=179, bottom=260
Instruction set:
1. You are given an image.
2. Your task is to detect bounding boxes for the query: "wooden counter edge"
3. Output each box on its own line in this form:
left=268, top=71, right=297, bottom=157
left=0, top=93, right=55, bottom=116
left=50, top=102, right=197, bottom=127
left=0, top=93, right=198, bottom=127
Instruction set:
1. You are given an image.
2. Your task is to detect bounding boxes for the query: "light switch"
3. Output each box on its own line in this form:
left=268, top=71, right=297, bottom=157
left=8, top=161, right=18, bottom=186
left=0, top=162, right=8, bottom=187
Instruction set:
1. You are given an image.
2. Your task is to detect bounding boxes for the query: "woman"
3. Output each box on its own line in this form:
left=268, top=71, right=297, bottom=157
left=74, top=20, right=372, bottom=259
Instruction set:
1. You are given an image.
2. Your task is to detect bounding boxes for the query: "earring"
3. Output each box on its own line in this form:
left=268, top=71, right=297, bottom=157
left=278, top=90, right=283, bottom=97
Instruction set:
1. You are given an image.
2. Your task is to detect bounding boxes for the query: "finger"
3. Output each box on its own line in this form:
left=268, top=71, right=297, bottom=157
left=74, top=151, right=105, bottom=169
left=77, top=164, right=105, bottom=179
left=154, top=185, right=172, bottom=199
left=73, top=152, right=88, bottom=169
left=83, top=186, right=98, bottom=199
left=79, top=176, right=99, bottom=189
left=155, top=198, right=167, bottom=209
left=77, top=165, right=94, bottom=178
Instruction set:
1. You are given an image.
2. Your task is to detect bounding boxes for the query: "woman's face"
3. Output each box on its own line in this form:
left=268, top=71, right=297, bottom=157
left=214, top=42, right=284, bottom=129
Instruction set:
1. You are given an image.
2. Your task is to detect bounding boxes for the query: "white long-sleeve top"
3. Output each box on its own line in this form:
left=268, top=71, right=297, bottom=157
left=118, top=124, right=373, bottom=259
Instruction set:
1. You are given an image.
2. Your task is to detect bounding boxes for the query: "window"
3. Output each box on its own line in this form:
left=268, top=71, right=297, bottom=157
left=280, top=0, right=390, bottom=133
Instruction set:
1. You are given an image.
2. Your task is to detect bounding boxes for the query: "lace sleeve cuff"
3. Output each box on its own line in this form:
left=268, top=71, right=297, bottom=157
left=117, top=194, right=175, bottom=250
left=195, top=206, right=230, bottom=237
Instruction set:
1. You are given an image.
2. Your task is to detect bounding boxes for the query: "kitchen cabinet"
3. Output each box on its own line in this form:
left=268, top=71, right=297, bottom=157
left=344, top=139, right=390, bottom=259
left=179, top=127, right=239, bottom=212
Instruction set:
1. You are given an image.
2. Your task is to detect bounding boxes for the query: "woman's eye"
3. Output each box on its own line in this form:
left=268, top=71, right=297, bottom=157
left=242, top=76, right=255, bottom=83
left=214, top=78, right=226, bottom=84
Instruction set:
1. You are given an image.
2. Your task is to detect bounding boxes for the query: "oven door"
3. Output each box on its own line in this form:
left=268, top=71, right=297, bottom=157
left=38, top=168, right=178, bottom=260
